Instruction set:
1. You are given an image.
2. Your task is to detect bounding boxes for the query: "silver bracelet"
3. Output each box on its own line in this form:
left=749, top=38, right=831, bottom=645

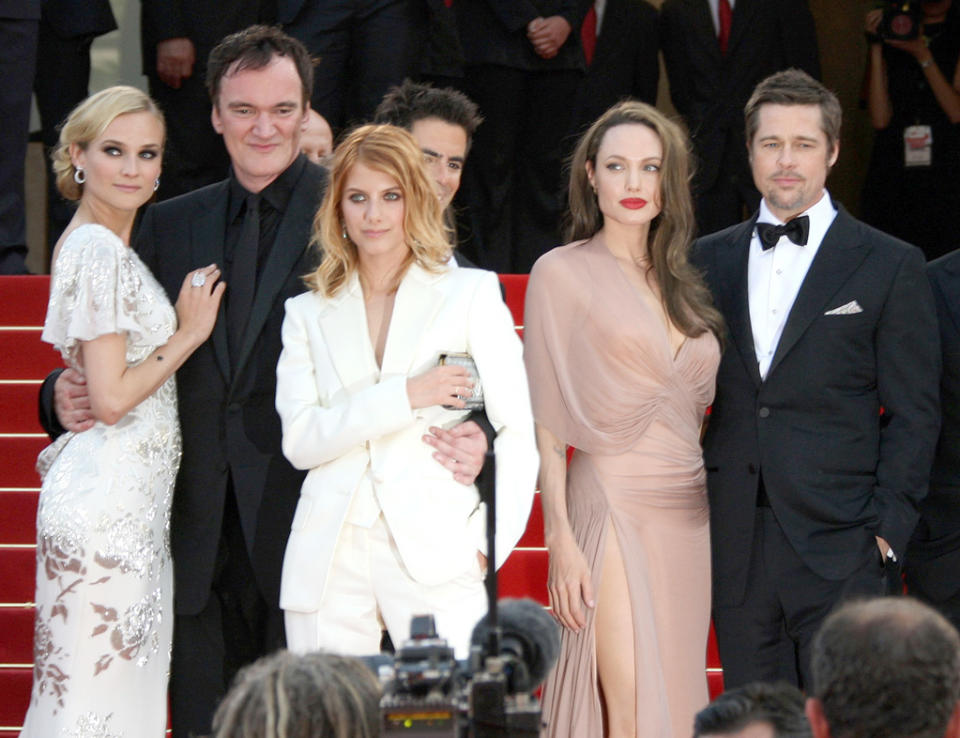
left=920, top=57, right=933, bottom=69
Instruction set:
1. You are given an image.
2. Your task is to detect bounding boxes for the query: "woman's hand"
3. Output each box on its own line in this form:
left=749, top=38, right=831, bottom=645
left=175, top=264, right=226, bottom=346
left=547, top=529, right=595, bottom=632
left=406, top=364, right=473, bottom=410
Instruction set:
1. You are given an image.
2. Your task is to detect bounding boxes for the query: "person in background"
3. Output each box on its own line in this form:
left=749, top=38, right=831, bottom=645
left=373, top=79, right=483, bottom=261
left=275, top=124, right=537, bottom=659
left=212, top=651, right=380, bottom=738
left=694, top=682, right=811, bottom=738
left=806, top=598, right=960, bottom=738
left=904, top=248, right=960, bottom=633
left=21, top=85, right=223, bottom=737
left=525, top=100, right=722, bottom=737
left=861, top=0, right=960, bottom=262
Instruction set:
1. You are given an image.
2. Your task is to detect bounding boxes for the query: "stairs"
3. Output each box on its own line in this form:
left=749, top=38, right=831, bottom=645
left=0, top=274, right=722, bottom=734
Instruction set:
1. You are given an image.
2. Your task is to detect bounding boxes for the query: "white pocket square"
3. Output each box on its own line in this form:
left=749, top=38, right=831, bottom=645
left=824, top=300, right=863, bottom=316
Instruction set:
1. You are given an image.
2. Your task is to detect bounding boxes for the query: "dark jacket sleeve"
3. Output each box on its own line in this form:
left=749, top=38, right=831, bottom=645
left=873, top=246, right=941, bottom=556
left=38, top=368, right=66, bottom=440
left=779, top=0, right=820, bottom=80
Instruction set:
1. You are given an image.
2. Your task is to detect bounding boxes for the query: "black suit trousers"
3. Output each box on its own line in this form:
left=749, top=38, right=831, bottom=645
left=0, top=17, right=37, bottom=274
left=713, top=506, right=887, bottom=690
left=284, top=0, right=425, bottom=130
left=458, top=65, right=581, bottom=274
left=169, top=482, right=285, bottom=738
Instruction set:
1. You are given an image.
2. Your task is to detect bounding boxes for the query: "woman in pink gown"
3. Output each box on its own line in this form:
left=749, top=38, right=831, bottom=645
left=524, top=101, right=723, bottom=738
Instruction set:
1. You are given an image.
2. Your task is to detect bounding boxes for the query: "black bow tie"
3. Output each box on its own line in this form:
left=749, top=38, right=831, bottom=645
left=756, top=216, right=810, bottom=251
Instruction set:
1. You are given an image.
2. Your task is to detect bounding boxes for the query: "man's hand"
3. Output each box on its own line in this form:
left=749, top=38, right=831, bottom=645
left=156, top=37, right=196, bottom=89
left=526, top=16, right=572, bottom=59
left=301, top=109, right=333, bottom=165
left=423, top=420, right=488, bottom=485
left=54, top=367, right=94, bottom=433
left=876, top=535, right=893, bottom=560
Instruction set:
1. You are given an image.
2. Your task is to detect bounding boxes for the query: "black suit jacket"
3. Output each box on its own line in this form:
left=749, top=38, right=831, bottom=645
left=42, top=0, right=114, bottom=38
left=140, top=0, right=265, bottom=76
left=455, top=0, right=591, bottom=71
left=136, top=158, right=327, bottom=615
left=905, top=250, right=960, bottom=600
left=569, top=0, right=659, bottom=139
left=659, top=0, right=819, bottom=193
left=692, top=205, right=940, bottom=606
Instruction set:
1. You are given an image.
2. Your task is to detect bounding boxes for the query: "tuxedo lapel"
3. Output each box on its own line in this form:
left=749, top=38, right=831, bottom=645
left=766, top=208, right=872, bottom=378
left=719, top=218, right=762, bottom=387
left=379, top=265, right=446, bottom=378
left=235, top=165, right=318, bottom=377
left=190, top=182, right=231, bottom=383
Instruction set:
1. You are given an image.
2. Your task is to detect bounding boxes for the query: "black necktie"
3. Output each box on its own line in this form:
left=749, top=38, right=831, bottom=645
left=756, top=216, right=809, bottom=251
left=228, top=193, right=259, bottom=363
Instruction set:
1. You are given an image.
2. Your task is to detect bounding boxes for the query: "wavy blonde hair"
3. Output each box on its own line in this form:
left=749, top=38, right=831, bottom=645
left=567, top=100, right=724, bottom=342
left=52, top=85, right=165, bottom=201
left=305, top=124, right=451, bottom=296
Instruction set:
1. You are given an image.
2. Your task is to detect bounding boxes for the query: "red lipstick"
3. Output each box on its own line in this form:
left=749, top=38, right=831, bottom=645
left=620, top=198, right=647, bottom=209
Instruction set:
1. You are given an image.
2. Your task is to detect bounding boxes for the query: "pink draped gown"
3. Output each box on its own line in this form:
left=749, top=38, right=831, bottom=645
left=524, top=238, right=720, bottom=738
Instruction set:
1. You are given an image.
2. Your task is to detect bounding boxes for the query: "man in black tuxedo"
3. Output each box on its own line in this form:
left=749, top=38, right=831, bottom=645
left=904, top=250, right=960, bottom=633
left=660, top=0, right=819, bottom=236
left=692, top=69, right=941, bottom=690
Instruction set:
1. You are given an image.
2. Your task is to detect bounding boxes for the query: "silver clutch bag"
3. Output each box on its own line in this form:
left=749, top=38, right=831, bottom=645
left=438, top=352, right=484, bottom=410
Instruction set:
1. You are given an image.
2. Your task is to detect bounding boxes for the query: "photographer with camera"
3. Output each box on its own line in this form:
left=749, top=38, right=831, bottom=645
left=862, top=0, right=960, bottom=261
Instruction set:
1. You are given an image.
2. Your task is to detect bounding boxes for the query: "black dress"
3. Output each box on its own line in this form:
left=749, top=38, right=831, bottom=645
left=861, top=17, right=960, bottom=261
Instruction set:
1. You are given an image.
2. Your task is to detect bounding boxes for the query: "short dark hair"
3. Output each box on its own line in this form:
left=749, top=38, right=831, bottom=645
left=744, top=69, right=841, bottom=154
left=373, top=79, right=483, bottom=148
left=694, top=682, right=811, bottom=737
left=206, top=24, right=314, bottom=108
left=810, top=597, right=960, bottom=738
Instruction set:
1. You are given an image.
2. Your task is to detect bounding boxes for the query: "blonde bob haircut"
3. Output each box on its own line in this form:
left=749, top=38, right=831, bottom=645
left=52, top=85, right=165, bottom=202
left=305, top=124, right=451, bottom=297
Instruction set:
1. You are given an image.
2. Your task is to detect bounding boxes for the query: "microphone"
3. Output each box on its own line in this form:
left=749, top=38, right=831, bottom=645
left=470, top=598, right=560, bottom=694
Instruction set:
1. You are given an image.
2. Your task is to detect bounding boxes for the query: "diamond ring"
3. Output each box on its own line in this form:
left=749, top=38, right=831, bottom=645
left=191, top=271, right=206, bottom=288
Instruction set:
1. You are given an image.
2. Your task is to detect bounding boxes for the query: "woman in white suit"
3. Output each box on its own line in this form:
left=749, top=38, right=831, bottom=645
left=275, top=125, right=538, bottom=657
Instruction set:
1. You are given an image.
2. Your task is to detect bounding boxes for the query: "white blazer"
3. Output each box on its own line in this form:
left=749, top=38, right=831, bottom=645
left=275, top=264, right=538, bottom=613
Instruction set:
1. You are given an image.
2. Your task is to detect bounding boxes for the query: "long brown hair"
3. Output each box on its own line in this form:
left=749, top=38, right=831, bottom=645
left=304, top=124, right=452, bottom=296
left=567, top=101, right=723, bottom=341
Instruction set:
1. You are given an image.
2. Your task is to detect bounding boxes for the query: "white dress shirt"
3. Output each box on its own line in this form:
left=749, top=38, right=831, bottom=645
left=594, top=0, right=607, bottom=33
left=707, top=0, right=736, bottom=34
left=748, top=191, right=837, bottom=380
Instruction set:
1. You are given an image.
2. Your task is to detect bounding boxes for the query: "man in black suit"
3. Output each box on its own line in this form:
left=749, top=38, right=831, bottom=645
left=453, top=0, right=591, bottom=274
left=692, top=69, right=941, bottom=690
left=140, top=0, right=272, bottom=199
left=904, top=250, right=960, bottom=633
left=660, top=0, right=819, bottom=236
left=567, top=0, right=659, bottom=144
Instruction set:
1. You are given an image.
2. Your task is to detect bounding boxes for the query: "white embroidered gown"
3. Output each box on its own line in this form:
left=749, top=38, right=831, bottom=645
left=20, top=224, right=179, bottom=738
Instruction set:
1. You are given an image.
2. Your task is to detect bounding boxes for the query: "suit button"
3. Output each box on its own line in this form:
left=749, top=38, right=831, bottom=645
left=748, top=463, right=757, bottom=474
left=758, top=407, right=770, bottom=418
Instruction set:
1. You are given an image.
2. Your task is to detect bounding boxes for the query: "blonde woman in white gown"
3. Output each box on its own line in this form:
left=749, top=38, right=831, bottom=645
left=20, top=86, right=223, bottom=737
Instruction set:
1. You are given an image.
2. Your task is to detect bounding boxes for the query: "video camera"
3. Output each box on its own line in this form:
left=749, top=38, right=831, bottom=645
left=376, top=450, right=560, bottom=737
left=879, top=1, right=922, bottom=40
